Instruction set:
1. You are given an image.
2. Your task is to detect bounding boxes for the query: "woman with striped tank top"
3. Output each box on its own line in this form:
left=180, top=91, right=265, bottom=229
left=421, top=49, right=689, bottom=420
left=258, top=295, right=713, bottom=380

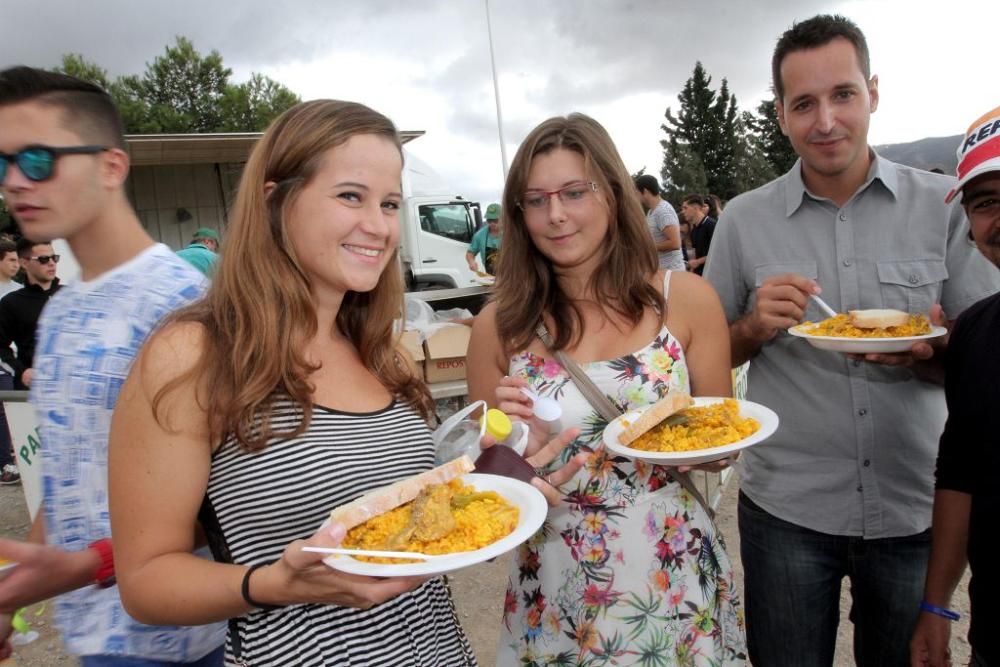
left=105, top=100, right=481, bottom=666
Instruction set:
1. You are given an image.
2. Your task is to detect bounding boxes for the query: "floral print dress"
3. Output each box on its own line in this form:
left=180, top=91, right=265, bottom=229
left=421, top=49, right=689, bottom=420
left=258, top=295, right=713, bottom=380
left=498, top=275, right=747, bottom=666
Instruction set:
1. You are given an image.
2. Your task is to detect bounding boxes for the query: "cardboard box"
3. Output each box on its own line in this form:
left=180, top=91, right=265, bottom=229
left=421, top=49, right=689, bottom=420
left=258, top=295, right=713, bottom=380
left=398, top=329, right=426, bottom=378
left=423, top=324, right=471, bottom=383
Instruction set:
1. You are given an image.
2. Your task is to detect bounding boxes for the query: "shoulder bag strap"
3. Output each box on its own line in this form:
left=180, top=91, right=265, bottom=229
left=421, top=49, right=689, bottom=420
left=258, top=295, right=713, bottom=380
left=535, top=323, right=715, bottom=519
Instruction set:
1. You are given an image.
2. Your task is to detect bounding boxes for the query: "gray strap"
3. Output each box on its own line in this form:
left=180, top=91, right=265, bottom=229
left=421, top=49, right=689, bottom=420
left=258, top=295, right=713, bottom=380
left=536, top=323, right=715, bottom=518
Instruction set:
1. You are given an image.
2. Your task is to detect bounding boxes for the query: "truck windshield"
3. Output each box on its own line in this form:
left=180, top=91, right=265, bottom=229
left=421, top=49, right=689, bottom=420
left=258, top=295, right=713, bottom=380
left=419, top=204, right=475, bottom=244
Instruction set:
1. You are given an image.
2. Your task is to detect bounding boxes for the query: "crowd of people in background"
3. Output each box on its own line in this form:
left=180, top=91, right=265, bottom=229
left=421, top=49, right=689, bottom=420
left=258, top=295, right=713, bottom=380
left=0, top=10, right=997, bottom=667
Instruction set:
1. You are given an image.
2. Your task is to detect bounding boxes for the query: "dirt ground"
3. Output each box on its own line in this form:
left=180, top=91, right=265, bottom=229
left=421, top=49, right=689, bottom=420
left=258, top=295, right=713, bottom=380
left=1, top=478, right=971, bottom=666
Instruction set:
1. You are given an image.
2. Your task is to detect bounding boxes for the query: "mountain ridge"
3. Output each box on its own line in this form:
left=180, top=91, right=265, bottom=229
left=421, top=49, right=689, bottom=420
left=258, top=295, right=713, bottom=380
left=874, top=134, right=962, bottom=173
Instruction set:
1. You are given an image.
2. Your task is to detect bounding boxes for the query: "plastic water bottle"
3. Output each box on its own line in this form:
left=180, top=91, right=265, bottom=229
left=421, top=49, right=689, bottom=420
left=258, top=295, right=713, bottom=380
left=433, top=404, right=529, bottom=464
left=483, top=409, right=530, bottom=455
left=434, top=414, right=486, bottom=465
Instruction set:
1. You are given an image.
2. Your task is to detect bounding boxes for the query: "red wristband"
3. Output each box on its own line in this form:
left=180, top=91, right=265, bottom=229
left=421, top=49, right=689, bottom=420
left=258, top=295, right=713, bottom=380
left=87, top=538, right=116, bottom=588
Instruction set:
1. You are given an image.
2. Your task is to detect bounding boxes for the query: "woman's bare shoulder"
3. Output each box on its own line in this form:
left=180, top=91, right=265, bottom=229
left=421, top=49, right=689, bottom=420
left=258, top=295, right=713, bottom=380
left=136, top=320, right=210, bottom=388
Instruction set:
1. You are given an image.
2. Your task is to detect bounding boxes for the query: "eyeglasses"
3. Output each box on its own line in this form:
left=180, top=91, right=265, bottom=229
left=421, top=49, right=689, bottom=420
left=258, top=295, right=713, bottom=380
left=29, top=254, right=60, bottom=265
left=0, top=145, right=109, bottom=184
left=517, top=181, right=598, bottom=213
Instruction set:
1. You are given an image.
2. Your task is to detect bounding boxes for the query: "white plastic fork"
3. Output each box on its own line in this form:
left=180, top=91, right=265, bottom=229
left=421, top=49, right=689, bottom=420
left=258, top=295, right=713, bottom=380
left=301, top=546, right=452, bottom=561
left=809, top=294, right=839, bottom=319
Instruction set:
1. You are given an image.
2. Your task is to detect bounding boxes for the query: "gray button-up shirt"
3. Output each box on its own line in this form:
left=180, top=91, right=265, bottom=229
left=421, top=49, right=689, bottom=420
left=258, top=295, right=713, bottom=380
left=704, top=153, right=1000, bottom=538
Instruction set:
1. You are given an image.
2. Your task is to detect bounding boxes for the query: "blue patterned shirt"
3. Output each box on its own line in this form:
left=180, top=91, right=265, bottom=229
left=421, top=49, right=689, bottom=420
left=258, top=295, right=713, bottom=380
left=31, top=244, right=225, bottom=659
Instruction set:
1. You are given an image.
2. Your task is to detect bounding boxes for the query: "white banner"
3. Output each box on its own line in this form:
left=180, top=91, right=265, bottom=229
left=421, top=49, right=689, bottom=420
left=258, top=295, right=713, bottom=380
left=5, top=401, right=42, bottom=521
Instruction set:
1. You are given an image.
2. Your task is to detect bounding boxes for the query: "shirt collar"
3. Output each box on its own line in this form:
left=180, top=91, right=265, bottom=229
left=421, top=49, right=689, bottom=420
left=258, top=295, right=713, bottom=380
left=785, top=148, right=898, bottom=217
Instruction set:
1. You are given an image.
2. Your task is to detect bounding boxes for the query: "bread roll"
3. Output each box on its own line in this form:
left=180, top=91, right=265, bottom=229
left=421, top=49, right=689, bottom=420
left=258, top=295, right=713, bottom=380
left=328, top=455, right=476, bottom=530
left=848, top=309, right=910, bottom=328
left=617, top=392, right=694, bottom=446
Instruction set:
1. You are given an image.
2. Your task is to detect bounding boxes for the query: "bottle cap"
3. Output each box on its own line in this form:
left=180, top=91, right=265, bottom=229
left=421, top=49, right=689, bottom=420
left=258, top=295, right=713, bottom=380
left=483, top=408, right=513, bottom=441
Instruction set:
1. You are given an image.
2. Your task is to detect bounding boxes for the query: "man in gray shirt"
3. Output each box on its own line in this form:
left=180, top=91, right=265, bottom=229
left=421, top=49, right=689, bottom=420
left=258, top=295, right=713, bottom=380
left=635, top=175, right=685, bottom=271
left=704, top=15, right=999, bottom=666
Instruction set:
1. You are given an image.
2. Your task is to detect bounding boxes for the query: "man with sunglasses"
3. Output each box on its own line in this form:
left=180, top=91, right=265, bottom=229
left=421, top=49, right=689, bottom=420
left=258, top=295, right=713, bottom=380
left=0, top=67, right=224, bottom=665
left=0, top=237, right=62, bottom=390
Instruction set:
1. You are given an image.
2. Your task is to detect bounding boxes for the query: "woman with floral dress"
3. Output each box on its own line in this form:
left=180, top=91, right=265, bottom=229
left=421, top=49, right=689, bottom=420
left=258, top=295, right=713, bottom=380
left=467, top=113, right=747, bottom=666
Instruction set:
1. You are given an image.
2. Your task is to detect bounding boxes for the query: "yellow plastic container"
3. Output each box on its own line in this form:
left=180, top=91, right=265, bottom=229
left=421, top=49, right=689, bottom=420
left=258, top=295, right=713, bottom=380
left=483, top=408, right=513, bottom=441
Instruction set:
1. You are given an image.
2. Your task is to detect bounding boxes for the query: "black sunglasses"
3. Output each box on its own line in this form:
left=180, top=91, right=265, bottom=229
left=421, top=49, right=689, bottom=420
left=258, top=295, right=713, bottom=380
left=0, top=145, right=109, bottom=183
left=29, top=254, right=60, bottom=265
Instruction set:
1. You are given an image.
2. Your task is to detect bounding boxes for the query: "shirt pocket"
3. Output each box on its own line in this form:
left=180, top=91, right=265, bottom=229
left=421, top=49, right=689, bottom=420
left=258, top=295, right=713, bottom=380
left=875, top=259, right=947, bottom=315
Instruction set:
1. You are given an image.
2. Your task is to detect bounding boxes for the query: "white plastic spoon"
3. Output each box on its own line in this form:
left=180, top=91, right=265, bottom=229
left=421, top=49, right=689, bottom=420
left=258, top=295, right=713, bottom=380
left=809, top=293, right=839, bottom=319
left=302, top=546, right=453, bottom=561
left=518, top=387, right=562, bottom=422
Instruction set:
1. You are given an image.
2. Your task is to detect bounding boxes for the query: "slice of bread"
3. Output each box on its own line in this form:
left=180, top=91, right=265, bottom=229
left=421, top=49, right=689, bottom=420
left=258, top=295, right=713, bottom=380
left=848, top=309, right=910, bottom=329
left=328, top=455, right=476, bottom=530
left=617, top=392, right=694, bottom=446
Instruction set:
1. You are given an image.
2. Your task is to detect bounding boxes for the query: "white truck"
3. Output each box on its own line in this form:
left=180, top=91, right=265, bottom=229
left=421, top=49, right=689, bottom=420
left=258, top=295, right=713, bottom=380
left=399, top=149, right=487, bottom=290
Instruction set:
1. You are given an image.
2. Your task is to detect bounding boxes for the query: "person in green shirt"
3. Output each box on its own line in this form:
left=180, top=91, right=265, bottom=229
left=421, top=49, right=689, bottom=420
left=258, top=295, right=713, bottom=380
left=176, top=227, right=220, bottom=277
left=466, top=203, right=501, bottom=275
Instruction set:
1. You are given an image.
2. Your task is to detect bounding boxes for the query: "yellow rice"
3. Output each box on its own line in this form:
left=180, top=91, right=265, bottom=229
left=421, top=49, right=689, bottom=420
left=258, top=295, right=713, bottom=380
left=342, top=479, right=519, bottom=563
left=629, top=399, right=760, bottom=453
left=799, top=313, right=930, bottom=338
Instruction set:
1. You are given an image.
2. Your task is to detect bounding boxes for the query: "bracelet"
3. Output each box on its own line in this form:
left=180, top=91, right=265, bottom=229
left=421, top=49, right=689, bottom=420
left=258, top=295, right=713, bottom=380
left=87, top=538, right=116, bottom=589
left=920, top=600, right=960, bottom=621
left=240, top=563, right=282, bottom=611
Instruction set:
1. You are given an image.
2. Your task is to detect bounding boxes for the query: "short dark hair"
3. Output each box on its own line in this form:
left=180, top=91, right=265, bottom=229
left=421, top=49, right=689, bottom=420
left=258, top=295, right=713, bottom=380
left=0, top=66, right=126, bottom=149
left=707, top=194, right=723, bottom=218
left=772, top=14, right=870, bottom=102
left=634, top=174, right=660, bottom=196
left=15, top=236, right=49, bottom=259
left=682, top=193, right=709, bottom=208
left=0, top=239, right=16, bottom=259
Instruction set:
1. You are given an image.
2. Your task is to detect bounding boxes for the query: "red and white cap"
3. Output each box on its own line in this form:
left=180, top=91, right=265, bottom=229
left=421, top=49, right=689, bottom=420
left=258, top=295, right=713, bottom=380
left=946, top=105, right=1000, bottom=203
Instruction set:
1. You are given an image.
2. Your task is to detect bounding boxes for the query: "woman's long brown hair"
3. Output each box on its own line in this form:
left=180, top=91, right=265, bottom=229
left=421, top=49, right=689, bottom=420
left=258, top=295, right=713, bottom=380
left=494, top=112, right=664, bottom=352
left=153, top=100, right=432, bottom=452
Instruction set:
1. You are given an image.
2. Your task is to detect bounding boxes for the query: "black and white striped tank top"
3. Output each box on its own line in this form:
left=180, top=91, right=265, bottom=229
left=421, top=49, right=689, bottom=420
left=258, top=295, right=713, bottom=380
left=200, top=399, right=477, bottom=666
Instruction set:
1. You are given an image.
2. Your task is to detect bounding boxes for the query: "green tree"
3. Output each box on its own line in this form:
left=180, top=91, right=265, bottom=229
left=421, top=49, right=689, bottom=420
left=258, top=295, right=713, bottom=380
left=660, top=143, right=708, bottom=205
left=219, top=73, right=300, bottom=132
left=744, top=100, right=798, bottom=176
left=50, top=38, right=301, bottom=134
left=54, top=53, right=112, bottom=90
left=53, top=54, right=150, bottom=131
left=660, top=62, right=742, bottom=201
left=130, top=36, right=232, bottom=133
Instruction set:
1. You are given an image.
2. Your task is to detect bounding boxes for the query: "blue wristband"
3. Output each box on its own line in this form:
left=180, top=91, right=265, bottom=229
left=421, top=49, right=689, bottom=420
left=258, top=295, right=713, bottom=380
left=920, top=601, right=960, bottom=621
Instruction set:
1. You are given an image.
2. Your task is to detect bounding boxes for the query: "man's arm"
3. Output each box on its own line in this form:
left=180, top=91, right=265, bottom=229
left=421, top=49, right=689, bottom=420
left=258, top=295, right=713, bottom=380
left=652, top=206, right=682, bottom=252
left=466, top=229, right=483, bottom=271
left=910, top=490, right=970, bottom=667
left=655, top=224, right=681, bottom=252
left=0, top=299, right=25, bottom=382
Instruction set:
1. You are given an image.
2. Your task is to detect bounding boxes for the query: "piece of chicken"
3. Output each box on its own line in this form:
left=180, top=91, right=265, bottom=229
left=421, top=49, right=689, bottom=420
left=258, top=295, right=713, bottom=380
left=386, top=484, right=456, bottom=549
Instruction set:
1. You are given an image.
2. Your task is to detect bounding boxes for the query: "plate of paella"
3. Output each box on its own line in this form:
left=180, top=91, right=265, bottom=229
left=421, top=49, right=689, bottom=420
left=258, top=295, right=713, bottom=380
left=602, top=395, right=779, bottom=465
left=788, top=310, right=946, bottom=354
left=320, top=463, right=547, bottom=577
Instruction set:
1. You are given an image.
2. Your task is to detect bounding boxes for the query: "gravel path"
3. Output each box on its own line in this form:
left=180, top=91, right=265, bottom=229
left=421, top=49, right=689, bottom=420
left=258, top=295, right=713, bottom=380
left=1, top=477, right=971, bottom=665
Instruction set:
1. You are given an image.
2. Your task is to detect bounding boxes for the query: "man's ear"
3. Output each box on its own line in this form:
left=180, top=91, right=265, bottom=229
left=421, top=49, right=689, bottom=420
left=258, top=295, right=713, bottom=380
left=101, top=148, right=131, bottom=188
left=775, top=99, right=789, bottom=136
left=868, top=75, right=879, bottom=113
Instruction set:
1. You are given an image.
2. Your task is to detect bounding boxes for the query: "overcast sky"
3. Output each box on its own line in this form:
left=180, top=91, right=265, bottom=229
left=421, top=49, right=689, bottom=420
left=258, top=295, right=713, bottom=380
left=2, top=0, right=993, bottom=205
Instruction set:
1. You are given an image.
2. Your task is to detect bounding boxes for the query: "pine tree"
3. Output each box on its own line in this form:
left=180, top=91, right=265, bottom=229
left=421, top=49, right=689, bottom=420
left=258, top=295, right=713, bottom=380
left=660, top=62, right=743, bottom=201
left=744, top=100, right=799, bottom=176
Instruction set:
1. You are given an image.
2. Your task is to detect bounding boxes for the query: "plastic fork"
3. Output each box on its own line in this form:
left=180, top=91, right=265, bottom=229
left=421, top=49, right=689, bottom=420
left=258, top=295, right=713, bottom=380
left=809, top=294, right=839, bottom=319
left=301, top=546, right=452, bottom=561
